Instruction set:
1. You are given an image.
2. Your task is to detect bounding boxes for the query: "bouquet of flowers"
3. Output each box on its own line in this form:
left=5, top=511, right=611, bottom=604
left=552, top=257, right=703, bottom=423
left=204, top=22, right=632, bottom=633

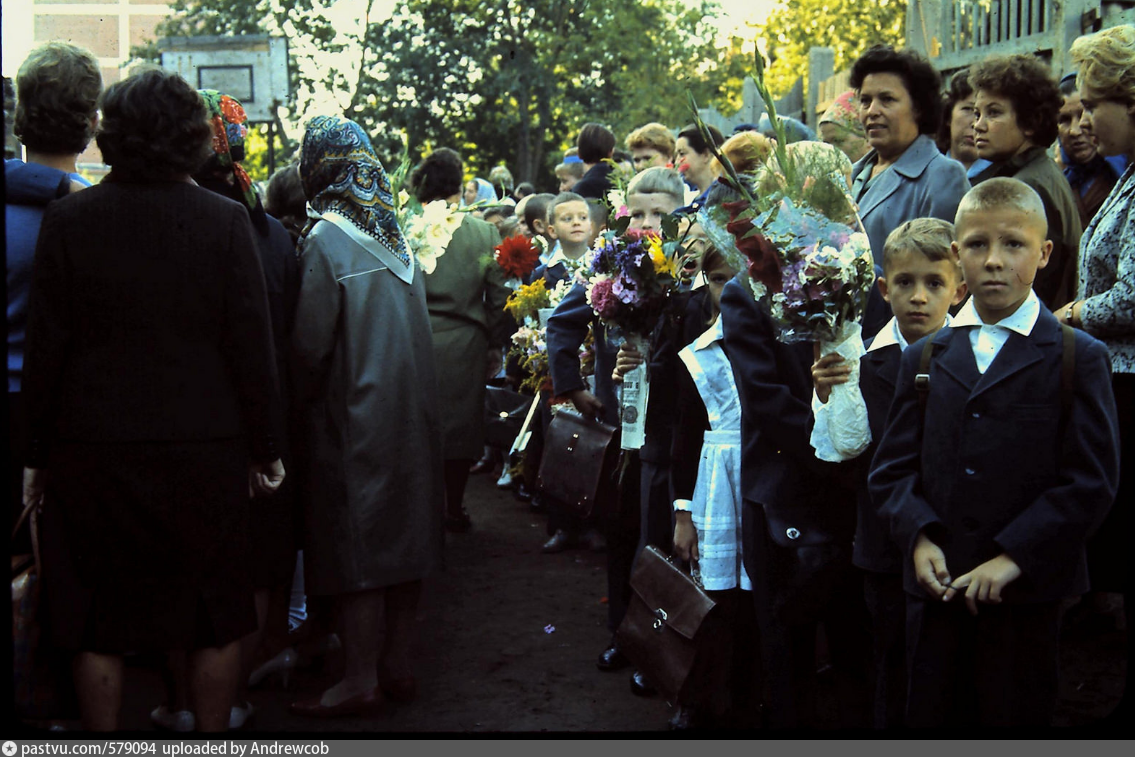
left=387, top=138, right=466, bottom=274
left=504, top=278, right=573, bottom=395
left=691, top=54, right=874, bottom=461
left=583, top=222, right=682, bottom=449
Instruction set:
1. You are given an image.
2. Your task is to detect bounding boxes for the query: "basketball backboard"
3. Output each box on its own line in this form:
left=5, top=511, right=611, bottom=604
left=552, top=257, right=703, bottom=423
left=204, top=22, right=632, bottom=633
left=159, top=34, right=289, bottom=123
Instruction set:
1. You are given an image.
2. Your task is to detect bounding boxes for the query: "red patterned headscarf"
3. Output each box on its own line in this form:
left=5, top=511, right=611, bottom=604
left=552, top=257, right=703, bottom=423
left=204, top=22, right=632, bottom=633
left=198, top=89, right=257, bottom=210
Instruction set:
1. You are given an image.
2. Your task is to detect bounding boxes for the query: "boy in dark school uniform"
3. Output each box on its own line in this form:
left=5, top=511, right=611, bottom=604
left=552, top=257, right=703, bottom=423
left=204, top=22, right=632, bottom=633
left=869, top=177, right=1120, bottom=727
left=812, top=218, right=967, bottom=728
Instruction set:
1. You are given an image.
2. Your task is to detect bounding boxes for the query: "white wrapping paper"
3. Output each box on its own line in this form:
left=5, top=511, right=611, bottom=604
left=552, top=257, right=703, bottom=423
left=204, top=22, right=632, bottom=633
left=810, top=321, right=871, bottom=462
left=537, top=307, right=555, bottom=328
left=619, top=333, right=650, bottom=450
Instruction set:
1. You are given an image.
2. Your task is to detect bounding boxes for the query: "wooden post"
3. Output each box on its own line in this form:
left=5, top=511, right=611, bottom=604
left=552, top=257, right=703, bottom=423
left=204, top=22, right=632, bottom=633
left=807, top=47, right=835, bottom=127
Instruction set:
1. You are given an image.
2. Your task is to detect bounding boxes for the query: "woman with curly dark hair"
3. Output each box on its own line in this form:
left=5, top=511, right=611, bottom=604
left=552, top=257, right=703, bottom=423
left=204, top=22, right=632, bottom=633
left=849, top=46, right=970, bottom=334
left=21, top=67, right=284, bottom=731
left=410, top=147, right=513, bottom=533
left=969, top=54, right=1082, bottom=308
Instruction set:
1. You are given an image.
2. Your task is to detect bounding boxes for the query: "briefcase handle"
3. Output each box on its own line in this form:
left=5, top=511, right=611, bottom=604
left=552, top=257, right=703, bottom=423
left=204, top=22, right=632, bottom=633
left=657, top=548, right=705, bottom=591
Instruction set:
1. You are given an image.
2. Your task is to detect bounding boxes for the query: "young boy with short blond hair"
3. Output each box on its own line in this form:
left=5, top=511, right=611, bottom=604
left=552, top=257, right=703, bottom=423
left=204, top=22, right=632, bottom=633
left=812, top=217, right=966, bottom=729
left=868, top=177, right=1120, bottom=727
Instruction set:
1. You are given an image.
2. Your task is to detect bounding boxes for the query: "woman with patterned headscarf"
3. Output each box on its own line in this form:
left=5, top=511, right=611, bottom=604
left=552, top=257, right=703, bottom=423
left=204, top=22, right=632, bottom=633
left=289, top=115, right=444, bottom=718
left=191, top=89, right=300, bottom=730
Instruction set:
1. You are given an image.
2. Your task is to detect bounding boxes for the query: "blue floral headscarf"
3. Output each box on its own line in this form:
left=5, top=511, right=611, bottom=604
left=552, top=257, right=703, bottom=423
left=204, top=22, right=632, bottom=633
left=300, top=115, right=412, bottom=279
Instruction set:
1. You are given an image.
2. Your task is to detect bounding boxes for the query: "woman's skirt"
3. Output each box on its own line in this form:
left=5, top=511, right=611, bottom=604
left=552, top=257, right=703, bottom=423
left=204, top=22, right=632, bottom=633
left=40, top=438, right=257, bottom=653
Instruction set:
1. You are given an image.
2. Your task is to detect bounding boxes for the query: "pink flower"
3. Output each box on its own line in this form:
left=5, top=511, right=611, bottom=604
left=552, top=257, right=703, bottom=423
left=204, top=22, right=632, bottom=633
left=588, top=277, right=619, bottom=319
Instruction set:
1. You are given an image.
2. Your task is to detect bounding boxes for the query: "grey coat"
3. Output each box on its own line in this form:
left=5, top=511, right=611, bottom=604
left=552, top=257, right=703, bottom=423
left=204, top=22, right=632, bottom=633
left=292, top=220, right=444, bottom=595
left=851, top=134, right=971, bottom=263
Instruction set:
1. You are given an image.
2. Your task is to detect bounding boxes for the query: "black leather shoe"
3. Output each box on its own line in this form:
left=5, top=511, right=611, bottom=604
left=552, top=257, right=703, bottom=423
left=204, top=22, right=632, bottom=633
left=541, top=529, right=573, bottom=554
left=629, top=669, right=656, bottom=697
left=445, top=511, right=471, bottom=533
left=596, top=642, right=629, bottom=671
left=514, top=482, right=532, bottom=502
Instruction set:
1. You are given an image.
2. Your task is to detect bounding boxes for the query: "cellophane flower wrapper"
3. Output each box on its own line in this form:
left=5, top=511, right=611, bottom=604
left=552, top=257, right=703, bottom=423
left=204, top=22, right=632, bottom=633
left=753, top=197, right=875, bottom=345
left=809, top=320, right=871, bottom=462
left=583, top=228, right=680, bottom=449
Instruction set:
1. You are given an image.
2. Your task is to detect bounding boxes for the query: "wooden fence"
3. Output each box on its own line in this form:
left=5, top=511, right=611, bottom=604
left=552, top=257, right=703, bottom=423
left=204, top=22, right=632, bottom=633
left=812, top=0, right=1135, bottom=124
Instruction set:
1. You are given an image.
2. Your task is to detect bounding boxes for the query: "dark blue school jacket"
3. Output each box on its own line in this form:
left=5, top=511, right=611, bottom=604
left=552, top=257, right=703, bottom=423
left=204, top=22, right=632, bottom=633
left=868, top=307, right=1120, bottom=602
left=854, top=338, right=904, bottom=574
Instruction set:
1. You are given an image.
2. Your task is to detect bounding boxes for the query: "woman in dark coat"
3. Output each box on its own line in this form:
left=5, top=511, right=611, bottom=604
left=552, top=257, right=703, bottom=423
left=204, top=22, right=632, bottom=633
left=21, top=67, right=284, bottom=731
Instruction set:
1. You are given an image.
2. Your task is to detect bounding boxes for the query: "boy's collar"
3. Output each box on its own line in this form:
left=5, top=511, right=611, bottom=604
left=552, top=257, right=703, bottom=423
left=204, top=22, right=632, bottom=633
left=867, top=314, right=954, bottom=354
left=547, top=243, right=588, bottom=269
left=952, top=290, right=1041, bottom=336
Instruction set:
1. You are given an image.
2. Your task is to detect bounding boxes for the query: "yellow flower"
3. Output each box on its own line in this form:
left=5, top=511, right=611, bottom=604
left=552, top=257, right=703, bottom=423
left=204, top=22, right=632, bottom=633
left=648, top=236, right=677, bottom=277
left=504, top=278, right=550, bottom=321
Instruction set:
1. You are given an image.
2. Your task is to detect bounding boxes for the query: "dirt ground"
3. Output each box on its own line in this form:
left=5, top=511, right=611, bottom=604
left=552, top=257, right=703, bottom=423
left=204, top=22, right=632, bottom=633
left=26, top=471, right=1131, bottom=734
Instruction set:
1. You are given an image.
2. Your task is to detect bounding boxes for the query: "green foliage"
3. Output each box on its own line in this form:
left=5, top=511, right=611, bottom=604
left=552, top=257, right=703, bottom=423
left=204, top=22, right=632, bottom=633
left=137, top=0, right=757, bottom=189
left=757, top=0, right=907, bottom=99
left=241, top=123, right=288, bottom=183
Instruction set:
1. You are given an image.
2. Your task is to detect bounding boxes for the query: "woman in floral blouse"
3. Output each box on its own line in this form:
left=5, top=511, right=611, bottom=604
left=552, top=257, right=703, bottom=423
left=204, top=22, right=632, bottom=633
left=1057, top=25, right=1135, bottom=635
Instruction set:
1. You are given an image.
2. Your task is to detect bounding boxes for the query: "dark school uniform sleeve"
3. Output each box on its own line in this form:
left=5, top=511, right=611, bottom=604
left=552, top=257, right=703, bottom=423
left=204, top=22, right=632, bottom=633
left=669, top=359, right=709, bottom=502
left=545, top=280, right=592, bottom=397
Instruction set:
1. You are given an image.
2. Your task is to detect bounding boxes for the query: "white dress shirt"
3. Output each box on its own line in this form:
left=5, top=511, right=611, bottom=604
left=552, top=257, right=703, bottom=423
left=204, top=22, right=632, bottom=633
left=951, top=290, right=1042, bottom=374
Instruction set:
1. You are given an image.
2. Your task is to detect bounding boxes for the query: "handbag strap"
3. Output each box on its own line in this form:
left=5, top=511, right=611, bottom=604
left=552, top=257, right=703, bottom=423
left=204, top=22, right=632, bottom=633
left=12, top=498, right=36, bottom=542
left=12, top=498, right=42, bottom=577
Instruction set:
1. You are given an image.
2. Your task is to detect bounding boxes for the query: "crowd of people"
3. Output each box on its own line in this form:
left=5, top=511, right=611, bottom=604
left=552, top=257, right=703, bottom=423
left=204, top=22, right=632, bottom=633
left=6, top=23, right=1134, bottom=733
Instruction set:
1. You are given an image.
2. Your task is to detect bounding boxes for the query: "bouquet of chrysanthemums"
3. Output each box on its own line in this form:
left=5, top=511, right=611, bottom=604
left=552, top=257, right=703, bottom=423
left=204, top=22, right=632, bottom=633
left=387, top=138, right=466, bottom=274
left=692, top=53, right=874, bottom=461
left=584, top=223, right=682, bottom=449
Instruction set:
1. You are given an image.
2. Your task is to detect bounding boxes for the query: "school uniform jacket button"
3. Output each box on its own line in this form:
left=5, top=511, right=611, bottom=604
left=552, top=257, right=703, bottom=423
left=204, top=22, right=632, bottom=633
left=964, top=467, right=976, bottom=476
left=786, top=528, right=801, bottom=540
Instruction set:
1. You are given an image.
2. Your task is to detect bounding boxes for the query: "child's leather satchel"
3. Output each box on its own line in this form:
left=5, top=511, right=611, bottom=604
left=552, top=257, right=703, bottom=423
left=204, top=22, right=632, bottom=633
left=616, top=546, right=726, bottom=705
left=536, top=407, right=619, bottom=519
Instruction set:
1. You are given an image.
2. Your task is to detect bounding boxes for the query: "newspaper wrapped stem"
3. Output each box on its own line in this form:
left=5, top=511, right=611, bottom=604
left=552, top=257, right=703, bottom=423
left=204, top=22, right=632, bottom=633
left=619, top=333, right=650, bottom=451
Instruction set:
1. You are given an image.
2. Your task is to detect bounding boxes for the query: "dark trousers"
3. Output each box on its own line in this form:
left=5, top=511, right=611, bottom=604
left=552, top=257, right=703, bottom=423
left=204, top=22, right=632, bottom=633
left=863, top=569, right=907, bottom=729
left=637, top=459, right=673, bottom=556
left=741, top=500, right=870, bottom=729
left=905, top=596, right=1060, bottom=728
left=694, top=588, right=762, bottom=727
left=604, top=453, right=640, bottom=634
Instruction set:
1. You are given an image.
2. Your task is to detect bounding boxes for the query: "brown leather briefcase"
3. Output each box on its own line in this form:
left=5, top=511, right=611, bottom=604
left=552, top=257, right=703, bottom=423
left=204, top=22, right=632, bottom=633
left=616, top=546, right=725, bottom=705
left=535, top=407, right=619, bottom=520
